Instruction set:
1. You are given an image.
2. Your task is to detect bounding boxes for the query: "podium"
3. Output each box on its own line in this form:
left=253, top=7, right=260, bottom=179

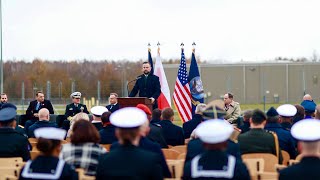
left=118, top=97, right=153, bottom=112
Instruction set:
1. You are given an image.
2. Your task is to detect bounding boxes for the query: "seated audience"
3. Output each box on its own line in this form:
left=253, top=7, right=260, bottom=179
left=277, top=104, right=297, bottom=130
left=293, top=104, right=305, bottom=124
left=238, top=109, right=283, bottom=163
left=150, top=108, right=161, bottom=124
left=67, top=112, right=90, bottom=138
left=60, top=120, right=106, bottom=176
left=301, top=99, right=316, bottom=118
left=239, top=110, right=253, bottom=134
left=96, top=107, right=163, bottom=180
left=20, top=128, right=78, bottom=179
left=279, top=119, right=320, bottom=180
left=90, top=106, right=108, bottom=131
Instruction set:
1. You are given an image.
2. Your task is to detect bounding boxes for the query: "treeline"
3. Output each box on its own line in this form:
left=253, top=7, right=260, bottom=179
left=3, top=58, right=195, bottom=100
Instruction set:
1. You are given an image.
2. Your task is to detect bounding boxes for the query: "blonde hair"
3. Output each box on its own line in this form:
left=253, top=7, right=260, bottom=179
left=67, top=112, right=90, bottom=137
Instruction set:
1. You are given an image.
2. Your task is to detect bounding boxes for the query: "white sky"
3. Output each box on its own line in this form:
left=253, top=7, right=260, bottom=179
left=3, top=0, right=320, bottom=62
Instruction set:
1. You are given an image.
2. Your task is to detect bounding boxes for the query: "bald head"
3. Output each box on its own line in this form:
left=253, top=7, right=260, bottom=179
left=303, top=94, right=313, bottom=101
left=38, top=108, right=50, bottom=121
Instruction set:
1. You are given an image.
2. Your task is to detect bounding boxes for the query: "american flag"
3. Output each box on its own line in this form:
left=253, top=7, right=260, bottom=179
left=173, top=48, right=192, bottom=122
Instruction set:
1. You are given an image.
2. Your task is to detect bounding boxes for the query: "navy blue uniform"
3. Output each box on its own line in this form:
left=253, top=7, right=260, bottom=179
left=129, top=74, right=161, bottom=109
left=96, top=144, right=163, bottom=180
left=183, top=150, right=250, bottom=180
left=183, top=114, right=203, bottom=139
left=281, top=122, right=292, bottom=130
left=20, top=156, right=78, bottom=180
left=147, top=123, right=168, bottom=148
left=279, top=157, right=320, bottom=180
left=110, top=137, right=171, bottom=178
left=99, top=124, right=117, bottom=144
left=185, top=138, right=242, bottom=163
left=265, top=122, right=297, bottom=159
left=159, top=120, right=184, bottom=146
left=0, top=128, right=30, bottom=161
left=64, top=103, right=89, bottom=119
left=106, top=103, right=120, bottom=113
left=28, top=121, right=58, bottom=138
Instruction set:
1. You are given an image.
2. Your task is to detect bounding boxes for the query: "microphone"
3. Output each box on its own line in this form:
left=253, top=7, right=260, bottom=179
left=127, top=75, right=143, bottom=96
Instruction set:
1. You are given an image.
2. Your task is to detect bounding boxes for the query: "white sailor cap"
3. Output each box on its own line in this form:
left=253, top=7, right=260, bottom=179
left=34, top=127, right=66, bottom=140
left=277, top=104, right=297, bottom=117
left=70, top=92, right=81, bottom=99
left=110, top=107, right=147, bottom=128
left=291, top=119, right=320, bottom=141
left=195, top=119, right=233, bottom=144
left=91, top=106, right=108, bottom=116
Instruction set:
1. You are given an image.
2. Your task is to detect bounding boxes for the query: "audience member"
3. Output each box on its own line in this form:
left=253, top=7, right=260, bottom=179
left=90, top=106, right=108, bottom=131
left=238, top=109, right=282, bottom=163
left=315, top=105, right=320, bottom=120
left=0, top=107, right=30, bottom=161
left=183, top=103, right=206, bottom=139
left=67, top=112, right=90, bottom=138
left=96, top=107, right=163, bottom=179
left=99, top=111, right=117, bottom=144
left=150, top=108, right=161, bottom=124
left=301, top=100, right=316, bottom=118
left=239, top=110, right=253, bottom=134
left=277, top=104, right=297, bottom=130
left=28, top=108, right=58, bottom=138
left=293, top=104, right=305, bottom=124
left=60, top=120, right=106, bottom=176
left=20, top=128, right=78, bottom=180
left=183, top=120, right=250, bottom=180
left=0, top=93, right=8, bottom=110
left=159, top=107, right=185, bottom=146
left=279, top=119, right=320, bottom=180
left=137, top=104, right=168, bottom=148
left=264, top=107, right=297, bottom=159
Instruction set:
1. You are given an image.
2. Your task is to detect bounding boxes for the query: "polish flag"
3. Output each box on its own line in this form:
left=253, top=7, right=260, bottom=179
left=154, top=48, right=171, bottom=109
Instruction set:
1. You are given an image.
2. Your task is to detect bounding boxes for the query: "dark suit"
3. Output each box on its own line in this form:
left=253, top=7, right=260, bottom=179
left=27, top=120, right=58, bottom=138
left=238, top=128, right=283, bottom=163
left=106, top=103, right=120, bottom=113
left=183, top=114, right=203, bottom=139
left=0, top=128, right=30, bottom=161
left=26, top=100, right=54, bottom=121
left=159, top=120, right=184, bottom=146
left=147, top=123, right=168, bottom=148
left=265, top=122, right=297, bottom=159
left=185, top=138, right=242, bottom=163
left=96, top=144, right=163, bottom=180
left=25, top=100, right=54, bottom=131
left=110, top=137, right=171, bottom=178
left=129, top=74, right=161, bottom=109
left=279, top=157, right=320, bottom=180
left=183, top=150, right=250, bottom=180
left=19, top=156, right=78, bottom=180
left=99, top=124, right=117, bottom=144
left=239, top=121, right=250, bottom=134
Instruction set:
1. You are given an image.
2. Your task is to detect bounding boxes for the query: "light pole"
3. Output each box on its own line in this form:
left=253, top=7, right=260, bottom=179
left=0, top=0, right=3, bottom=93
left=263, top=90, right=270, bottom=112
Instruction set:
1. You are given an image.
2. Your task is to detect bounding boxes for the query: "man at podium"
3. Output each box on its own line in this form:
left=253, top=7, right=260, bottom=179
left=129, top=62, right=161, bottom=109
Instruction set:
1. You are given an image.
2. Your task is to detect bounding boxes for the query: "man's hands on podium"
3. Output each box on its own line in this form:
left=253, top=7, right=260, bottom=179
left=149, top=97, right=155, bottom=104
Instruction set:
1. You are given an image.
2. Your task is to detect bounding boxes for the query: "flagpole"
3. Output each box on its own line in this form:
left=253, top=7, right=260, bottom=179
left=0, top=0, right=3, bottom=93
left=192, top=42, right=196, bottom=53
left=157, top=41, right=160, bottom=55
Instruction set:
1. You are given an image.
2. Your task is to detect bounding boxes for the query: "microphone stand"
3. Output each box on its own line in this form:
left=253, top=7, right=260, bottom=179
left=127, top=76, right=142, bottom=96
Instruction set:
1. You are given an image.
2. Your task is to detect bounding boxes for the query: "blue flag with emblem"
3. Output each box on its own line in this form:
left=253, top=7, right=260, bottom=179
left=148, top=47, right=154, bottom=75
left=188, top=49, right=204, bottom=116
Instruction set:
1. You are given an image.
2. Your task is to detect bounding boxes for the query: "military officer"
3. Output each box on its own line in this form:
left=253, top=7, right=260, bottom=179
left=301, top=99, right=316, bottom=118
left=0, top=107, right=30, bottom=161
left=183, top=120, right=250, bottom=180
left=90, top=106, right=108, bottom=131
left=62, top=92, right=89, bottom=131
left=65, top=92, right=89, bottom=119
left=20, top=127, right=78, bottom=180
left=96, top=107, right=163, bottom=180
left=279, top=119, right=320, bottom=180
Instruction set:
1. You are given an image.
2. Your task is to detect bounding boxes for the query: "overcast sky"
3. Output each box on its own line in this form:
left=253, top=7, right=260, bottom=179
left=3, top=0, right=320, bottom=62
